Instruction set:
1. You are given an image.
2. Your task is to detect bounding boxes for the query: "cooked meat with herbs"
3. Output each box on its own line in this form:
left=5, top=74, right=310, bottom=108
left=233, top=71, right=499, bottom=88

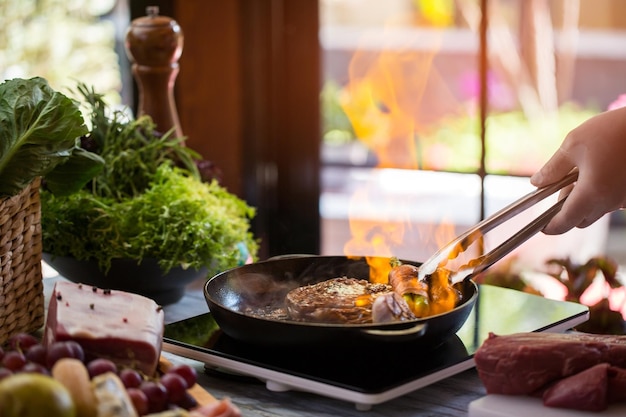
left=285, top=277, right=391, bottom=324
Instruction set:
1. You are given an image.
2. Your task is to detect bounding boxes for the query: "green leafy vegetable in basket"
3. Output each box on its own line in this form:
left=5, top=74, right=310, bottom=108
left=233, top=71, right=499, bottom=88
left=0, top=77, right=104, bottom=198
left=41, top=84, right=258, bottom=275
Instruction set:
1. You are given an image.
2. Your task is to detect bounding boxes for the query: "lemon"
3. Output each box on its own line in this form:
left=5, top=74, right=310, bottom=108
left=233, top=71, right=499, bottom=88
left=0, top=373, right=76, bottom=417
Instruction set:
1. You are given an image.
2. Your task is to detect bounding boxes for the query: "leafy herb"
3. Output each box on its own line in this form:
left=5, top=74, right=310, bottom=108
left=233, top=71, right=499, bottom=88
left=74, top=83, right=201, bottom=199
left=42, top=164, right=257, bottom=274
left=41, top=84, right=258, bottom=275
left=0, top=77, right=104, bottom=197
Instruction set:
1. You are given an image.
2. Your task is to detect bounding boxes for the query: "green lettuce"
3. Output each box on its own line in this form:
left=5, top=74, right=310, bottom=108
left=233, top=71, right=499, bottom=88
left=42, top=164, right=258, bottom=275
left=41, top=84, right=258, bottom=274
left=0, top=77, right=104, bottom=197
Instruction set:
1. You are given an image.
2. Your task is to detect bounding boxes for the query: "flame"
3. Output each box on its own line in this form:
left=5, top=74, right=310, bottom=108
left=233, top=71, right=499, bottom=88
left=338, top=22, right=476, bottom=318
left=339, top=27, right=461, bottom=170
left=427, top=268, right=458, bottom=315
left=433, top=218, right=457, bottom=249
left=417, top=220, right=461, bottom=316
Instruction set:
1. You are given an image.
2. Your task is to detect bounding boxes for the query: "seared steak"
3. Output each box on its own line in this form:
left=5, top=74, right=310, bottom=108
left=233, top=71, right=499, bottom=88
left=285, top=277, right=391, bottom=324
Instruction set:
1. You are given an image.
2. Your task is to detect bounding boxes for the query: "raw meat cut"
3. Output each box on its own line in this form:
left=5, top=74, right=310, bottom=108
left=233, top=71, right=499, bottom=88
left=608, top=365, right=626, bottom=403
left=540, top=364, right=626, bottom=411
left=44, top=281, right=165, bottom=375
left=474, top=332, right=626, bottom=395
left=543, top=363, right=609, bottom=411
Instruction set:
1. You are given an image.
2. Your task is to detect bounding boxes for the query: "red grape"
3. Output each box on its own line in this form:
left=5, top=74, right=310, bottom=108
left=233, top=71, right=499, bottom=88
left=167, top=364, right=197, bottom=388
left=21, top=362, right=50, bottom=375
left=87, top=358, right=117, bottom=378
left=46, top=342, right=74, bottom=369
left=0, top=346, right=5, bottom=362
left=119, top=368, right=143, bottom=388
left=140, top=380, right=169, bottom=413
left=2, top=351, right=26, bottom=371
left=65, top=340, right=85, bottom=362
left=25, top=344, right=47, bottom=366
left=160, top=372, right=188, bottom=403
left=7, top=333, right=39, bottom=352
left=127, top=387, right=150, bottom=415
left=175, top=391, right=198, bottom=410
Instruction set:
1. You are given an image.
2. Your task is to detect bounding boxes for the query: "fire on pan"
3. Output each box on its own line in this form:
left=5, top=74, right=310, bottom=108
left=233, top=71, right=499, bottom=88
left=245, top=259, right=461, bottom=325
left=204, top=256, right=478, bottom=347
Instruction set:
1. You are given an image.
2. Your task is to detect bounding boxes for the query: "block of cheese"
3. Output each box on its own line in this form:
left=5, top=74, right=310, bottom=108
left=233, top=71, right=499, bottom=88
left=44, top=281, right=165, bottom=376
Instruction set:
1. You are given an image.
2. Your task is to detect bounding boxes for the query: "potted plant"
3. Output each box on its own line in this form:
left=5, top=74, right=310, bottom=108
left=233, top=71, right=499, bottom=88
left=477, top=256, right=626, bottom=334
left=546, top=257, right=625, bottom=334
left=40, top=84, right=258, bottom=305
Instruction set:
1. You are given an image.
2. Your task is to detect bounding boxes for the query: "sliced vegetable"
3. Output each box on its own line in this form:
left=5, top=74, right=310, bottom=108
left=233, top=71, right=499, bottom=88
left=402, top=293, right=430, bottom=317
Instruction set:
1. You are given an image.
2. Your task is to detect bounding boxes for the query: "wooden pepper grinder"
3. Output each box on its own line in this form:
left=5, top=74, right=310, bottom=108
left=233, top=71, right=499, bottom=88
left=125, top=6, right=184, bottom=140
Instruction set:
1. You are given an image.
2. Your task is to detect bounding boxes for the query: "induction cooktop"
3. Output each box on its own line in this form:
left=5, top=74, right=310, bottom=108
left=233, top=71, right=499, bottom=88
left=162, top=285, right=589, bottom=411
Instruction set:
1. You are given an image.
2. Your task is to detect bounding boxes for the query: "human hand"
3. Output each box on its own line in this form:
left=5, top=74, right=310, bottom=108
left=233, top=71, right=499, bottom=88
left=530, top=106, right=626, bottom=234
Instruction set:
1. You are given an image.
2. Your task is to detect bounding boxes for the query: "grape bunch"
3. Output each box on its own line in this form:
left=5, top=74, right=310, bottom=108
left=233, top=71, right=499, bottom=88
left=1, top=332, right=199, bottom=415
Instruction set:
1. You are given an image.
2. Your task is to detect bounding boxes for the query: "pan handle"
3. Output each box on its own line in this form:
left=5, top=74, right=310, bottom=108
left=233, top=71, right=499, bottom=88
left=360, top=322, right=427, bottom=340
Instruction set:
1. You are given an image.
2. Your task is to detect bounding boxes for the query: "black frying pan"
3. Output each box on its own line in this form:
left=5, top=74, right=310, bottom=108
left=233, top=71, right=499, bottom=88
left=204, top=255, right=477, bottom=347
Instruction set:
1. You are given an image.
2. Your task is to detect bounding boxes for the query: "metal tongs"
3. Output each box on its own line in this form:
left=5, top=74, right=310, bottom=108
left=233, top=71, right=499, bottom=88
left=417, top=169, right=579, bottom=284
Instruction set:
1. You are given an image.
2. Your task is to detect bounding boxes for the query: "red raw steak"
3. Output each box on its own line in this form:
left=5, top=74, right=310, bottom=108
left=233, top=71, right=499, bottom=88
left=474, top=332, right=626, bottom=395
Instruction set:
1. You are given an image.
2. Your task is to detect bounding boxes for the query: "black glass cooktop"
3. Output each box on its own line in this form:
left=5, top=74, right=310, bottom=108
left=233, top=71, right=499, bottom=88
left=162, top=285, right=588, bottom=408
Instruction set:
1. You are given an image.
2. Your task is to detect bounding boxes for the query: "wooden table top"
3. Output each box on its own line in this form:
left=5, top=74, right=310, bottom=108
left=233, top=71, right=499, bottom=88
left=42, top=274, right=487, bottom=417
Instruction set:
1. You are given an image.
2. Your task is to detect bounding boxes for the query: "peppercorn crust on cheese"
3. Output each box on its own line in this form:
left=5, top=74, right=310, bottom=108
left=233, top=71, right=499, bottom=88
left=44, top=281, right=165, bottom=376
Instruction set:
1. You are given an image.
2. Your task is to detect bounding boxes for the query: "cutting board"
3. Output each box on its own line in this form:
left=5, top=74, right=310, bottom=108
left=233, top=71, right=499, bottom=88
left=469, top=395, right=626, bottom=416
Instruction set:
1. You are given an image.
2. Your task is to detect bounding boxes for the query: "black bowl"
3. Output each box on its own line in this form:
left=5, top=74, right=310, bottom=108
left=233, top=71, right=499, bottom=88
left=43, top=253, right=207, bottom=305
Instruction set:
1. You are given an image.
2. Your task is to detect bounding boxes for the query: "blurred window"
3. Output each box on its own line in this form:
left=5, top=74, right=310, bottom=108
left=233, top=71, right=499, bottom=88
left=1, top=0, right=129, bottom=105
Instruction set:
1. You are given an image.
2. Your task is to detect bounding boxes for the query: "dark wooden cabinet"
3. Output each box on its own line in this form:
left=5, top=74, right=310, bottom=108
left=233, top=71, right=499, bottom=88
left=130, top=0, right=321, bottom=259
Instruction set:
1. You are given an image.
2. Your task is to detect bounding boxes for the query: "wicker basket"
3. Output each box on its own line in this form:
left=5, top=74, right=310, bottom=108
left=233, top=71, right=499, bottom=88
left=0, top=178, right=45, bottom=344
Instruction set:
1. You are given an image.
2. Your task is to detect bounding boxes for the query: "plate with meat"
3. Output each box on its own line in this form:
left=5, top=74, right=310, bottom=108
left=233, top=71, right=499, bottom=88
left=470, top=332, right=626, bottom=415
